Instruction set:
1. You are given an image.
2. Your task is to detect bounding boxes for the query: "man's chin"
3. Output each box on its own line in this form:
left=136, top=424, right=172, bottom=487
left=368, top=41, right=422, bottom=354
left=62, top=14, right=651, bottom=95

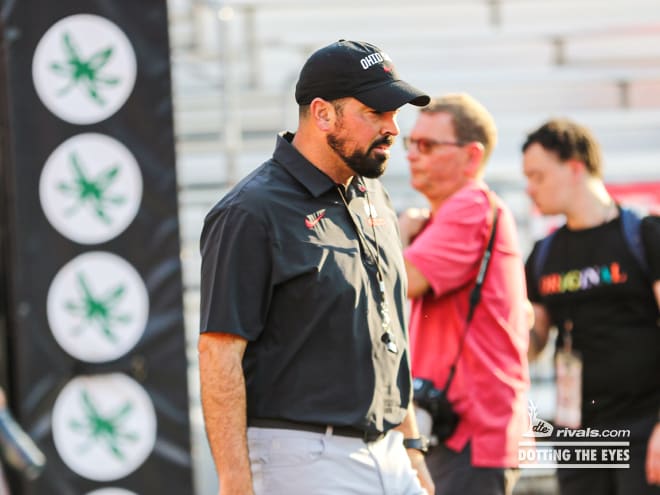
left=343, top=154, right=386, bottom=178
left=360, top=161, right=388, bottom=179
left=373, top=147, right=391, bottom=161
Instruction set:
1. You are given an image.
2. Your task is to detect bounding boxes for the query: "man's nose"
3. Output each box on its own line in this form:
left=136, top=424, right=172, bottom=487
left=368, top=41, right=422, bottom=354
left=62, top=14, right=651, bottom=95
left=525, top=182, right=535, bottom=197
left=381, top=113, right=399, bottom=136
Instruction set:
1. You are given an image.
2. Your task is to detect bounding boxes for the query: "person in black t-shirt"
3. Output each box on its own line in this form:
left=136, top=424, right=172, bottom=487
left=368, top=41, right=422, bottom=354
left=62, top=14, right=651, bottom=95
left=198, top=40, right=434, bottom=495
left=522, top=118, right=660, bottom=494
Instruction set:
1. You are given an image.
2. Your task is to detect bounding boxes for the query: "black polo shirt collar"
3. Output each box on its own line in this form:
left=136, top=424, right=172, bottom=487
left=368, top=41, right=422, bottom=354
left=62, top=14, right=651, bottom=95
left=274, top=132, right=337, bottom=198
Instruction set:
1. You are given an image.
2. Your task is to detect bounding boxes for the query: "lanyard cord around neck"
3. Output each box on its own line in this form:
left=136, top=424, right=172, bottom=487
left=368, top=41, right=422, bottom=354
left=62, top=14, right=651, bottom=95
left=337, top=181, right=398, bottom=354
left=442, top=192, right=500, bottom=392
left=336, top=183, right=381, bottom=273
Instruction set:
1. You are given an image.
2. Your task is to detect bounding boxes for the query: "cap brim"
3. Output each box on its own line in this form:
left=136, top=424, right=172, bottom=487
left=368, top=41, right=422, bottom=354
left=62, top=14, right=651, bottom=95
left=354, top=80, right=430, bottom=112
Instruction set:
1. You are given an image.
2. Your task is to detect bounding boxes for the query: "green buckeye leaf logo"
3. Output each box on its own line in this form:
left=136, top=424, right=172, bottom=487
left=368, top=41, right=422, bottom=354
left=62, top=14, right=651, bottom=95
left=52, top=374, right=156, bottom=481
left=47, top=252, right=149, bottom=363
left=40, top=134, right=143, bottom=245
left=32, top=14, right=136, bottom=124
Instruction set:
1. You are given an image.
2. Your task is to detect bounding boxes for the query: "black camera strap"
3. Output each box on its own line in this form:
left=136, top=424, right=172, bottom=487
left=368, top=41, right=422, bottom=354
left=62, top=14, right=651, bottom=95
left=441, top=191, right=500, bottom=393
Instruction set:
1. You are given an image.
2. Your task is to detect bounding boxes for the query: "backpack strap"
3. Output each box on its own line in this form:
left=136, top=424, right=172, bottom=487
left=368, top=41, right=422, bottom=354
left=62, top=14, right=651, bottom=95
left=533, top=230, right=557, bottom=288
left=619, top=206, right=649, bottom=276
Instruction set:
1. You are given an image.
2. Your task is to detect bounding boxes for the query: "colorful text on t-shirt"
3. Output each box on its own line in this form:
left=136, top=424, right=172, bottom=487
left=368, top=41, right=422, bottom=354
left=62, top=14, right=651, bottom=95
left=539, top=262, right=628, bottom=296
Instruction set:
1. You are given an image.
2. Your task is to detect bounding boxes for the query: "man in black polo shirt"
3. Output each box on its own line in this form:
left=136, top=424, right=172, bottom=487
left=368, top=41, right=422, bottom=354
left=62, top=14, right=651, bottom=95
left=199, top=40, right=433, bottom=494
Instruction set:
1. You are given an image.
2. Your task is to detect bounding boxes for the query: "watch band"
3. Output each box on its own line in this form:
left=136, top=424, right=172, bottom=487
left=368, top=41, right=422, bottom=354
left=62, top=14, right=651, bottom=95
left=403, top=436, right=429, bottom=454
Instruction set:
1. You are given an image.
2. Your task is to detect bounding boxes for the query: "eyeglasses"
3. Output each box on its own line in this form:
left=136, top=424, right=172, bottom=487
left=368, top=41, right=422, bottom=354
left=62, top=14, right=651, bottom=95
left=402, top=137, right=466, bottom=155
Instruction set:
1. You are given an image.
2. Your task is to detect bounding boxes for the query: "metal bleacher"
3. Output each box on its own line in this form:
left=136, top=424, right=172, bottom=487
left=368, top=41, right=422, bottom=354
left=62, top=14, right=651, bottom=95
left=166, top=1, right=660, bottom=493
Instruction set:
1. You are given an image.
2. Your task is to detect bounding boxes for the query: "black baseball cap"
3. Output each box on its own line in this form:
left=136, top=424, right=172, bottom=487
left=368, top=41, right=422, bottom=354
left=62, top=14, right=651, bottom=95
left=295, top=40, right=430, bottom=112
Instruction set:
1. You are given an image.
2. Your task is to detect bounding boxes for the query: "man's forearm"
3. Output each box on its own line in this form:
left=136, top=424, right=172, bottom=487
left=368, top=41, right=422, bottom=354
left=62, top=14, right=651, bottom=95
left=395, top=403, right=435, bottom=494
left=528, top=303, right=551, bottom=361
left=199, top=333, right=253, bottom=495
left=395, top=403, right=421, bottom=439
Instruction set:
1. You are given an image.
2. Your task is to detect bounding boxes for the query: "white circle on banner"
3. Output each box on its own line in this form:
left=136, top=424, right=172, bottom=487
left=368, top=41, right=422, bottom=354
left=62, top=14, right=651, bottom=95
left=52, top=374, right=156, bottom=481
left=32, top=14, right=137, bottom=124
left=86, top=489, right=139, bottom=495
left=47, top=251, right=148, bottom=362
left=39, top=133, right=143, bottom=245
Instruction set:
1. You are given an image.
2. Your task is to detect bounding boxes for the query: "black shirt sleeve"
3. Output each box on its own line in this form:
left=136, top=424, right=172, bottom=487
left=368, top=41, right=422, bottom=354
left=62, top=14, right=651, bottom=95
left=641, top=215, right=660, bottom=283
left=199, top=205, right=273, bottom=340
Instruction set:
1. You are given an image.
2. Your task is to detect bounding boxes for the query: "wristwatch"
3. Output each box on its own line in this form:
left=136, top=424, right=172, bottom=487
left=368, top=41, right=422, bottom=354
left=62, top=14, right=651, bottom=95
left=403, top=436, right=429, bottom=455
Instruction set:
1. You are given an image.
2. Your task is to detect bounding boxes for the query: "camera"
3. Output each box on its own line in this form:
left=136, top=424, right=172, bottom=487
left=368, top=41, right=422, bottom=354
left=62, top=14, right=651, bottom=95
left=413, top=377, right=458, bottom=442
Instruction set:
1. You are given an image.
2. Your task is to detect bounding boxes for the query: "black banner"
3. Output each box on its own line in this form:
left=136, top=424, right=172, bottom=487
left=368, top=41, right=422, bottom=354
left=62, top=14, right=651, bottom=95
left=0, top=1, right=193, bottom=493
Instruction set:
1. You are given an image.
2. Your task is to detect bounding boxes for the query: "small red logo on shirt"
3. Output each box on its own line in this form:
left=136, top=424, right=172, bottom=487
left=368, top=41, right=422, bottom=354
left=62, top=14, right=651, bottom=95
left=305, top=209, right=326, bottom=229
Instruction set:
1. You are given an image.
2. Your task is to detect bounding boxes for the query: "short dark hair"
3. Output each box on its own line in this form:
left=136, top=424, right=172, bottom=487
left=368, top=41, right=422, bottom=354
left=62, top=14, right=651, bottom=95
left=297, top=98, right=346, bottom=120
left=421, top=93, right=497, bottom=166
left=522, top=118, right=603, bottom=178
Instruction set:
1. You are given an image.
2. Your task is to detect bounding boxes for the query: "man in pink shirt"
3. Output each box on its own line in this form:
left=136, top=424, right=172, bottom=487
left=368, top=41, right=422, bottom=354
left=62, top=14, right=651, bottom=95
left=399, top=93, right=530, bottom=494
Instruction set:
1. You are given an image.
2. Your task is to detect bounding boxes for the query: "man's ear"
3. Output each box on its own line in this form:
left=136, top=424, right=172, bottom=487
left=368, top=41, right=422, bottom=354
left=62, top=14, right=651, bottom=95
left=566, top=158, right=587, bottom=180
left=309, top=97, right=333, bottom=132
left=464, top=141, right=486, bottom=177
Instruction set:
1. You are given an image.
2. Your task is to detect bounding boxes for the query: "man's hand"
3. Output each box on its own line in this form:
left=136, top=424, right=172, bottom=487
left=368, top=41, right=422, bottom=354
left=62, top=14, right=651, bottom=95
left=646, top=422, right=660, bottom=485
left=398, top=207, right=430, bottom=248
left=407, top=449, right=435, bottom=495
left=395, top=403, right=435, bottom=494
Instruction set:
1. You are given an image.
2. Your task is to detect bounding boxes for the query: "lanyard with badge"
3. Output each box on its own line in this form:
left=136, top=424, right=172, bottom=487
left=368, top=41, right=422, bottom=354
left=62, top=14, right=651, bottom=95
left=555, top=317, right=583, bottom=429
left=337, top=180, right=398, bottom=355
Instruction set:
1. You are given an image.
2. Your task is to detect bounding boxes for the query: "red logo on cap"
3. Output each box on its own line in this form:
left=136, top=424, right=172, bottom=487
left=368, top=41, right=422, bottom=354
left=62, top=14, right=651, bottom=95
left=383, top=66, right=392, bottom=73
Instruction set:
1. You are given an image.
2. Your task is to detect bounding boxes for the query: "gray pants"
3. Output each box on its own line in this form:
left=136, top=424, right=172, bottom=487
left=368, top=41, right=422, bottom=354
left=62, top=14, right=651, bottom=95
left=247, top=426, right=427, bottom=495
left=426, top=443, right=519, bottom=495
